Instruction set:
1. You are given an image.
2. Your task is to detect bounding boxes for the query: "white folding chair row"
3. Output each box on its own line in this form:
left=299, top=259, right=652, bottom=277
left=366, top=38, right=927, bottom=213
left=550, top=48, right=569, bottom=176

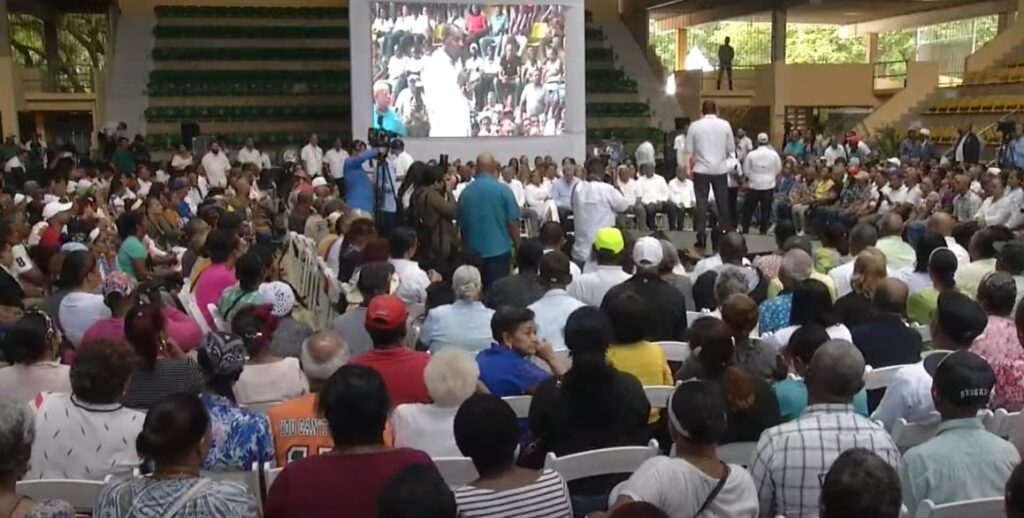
left=207, top=303, right=229, bottom=332
left=716, top=441, right=757, bottom=467
left=891, top=418, right=939, bottom=451
left=16, top=479, right=107, bottom=512
left=502, top=395, right=532, bottom=419
left=912, top=496, right=1004, bottom=518
left=656, top=341, right=691, bottom=363
left=177, top=290, right=211, bottom=335
left=433, top=457, right=479, bottom=488
left=544, top=439, right=659, bottom=483
left=984, top=408, right=1023, bottom=438
left=203, top=464, right=261, bottom=503
left=644, top=385, right=676, bottom=410
left=241, top=400, right=285, bottom=414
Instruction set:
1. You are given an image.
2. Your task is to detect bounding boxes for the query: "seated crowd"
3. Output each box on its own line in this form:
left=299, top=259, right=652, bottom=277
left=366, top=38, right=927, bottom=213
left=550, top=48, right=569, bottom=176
left=3, top=130, right=1024, bottom=518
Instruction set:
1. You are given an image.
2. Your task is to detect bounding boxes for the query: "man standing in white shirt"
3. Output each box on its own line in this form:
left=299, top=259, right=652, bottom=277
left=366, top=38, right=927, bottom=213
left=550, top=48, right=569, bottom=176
left=301, top=133, right=324, bottom=177
left=422, top=24, right=472, bottom=137
left=236, top=137, right=261, bottom=170
left=324, top=137, right=349, bottom=190
left=390, top=139, right=414, bottom=184
left=668, top=165, right=695, bottom=231
left=635, top=163, right=673, bottom=232
left=673, top=127, right=688, bottom=174
left=570, top=159, right=631, bottom=264
left=742, top=133, right=782, bottom=235
left=735, top=128, right=753, bottom=162
left=685, top=101, right=736, bottom=248
left=200, top=142, right=231, bottom=189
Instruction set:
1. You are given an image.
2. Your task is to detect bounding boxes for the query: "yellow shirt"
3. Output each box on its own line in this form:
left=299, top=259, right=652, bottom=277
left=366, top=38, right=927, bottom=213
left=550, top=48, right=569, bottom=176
left=767, top=271, right=838, bottom=301
left=607, top=341, right=673, bottom=423
left=813, top=179, right=835, bottom=201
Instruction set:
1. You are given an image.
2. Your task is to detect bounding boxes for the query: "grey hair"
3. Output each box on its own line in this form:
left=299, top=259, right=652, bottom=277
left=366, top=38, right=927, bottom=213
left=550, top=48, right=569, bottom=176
left=978, top=271, right=1017, bottom=317
left=452, top=265, right=483, bottom=301
left=423, top=348, right=480, bottom=406
left=807, top=339, right=866, bottom=399
left=0, top=399, right=33, bottom=479
left=780, top=249, right=813, bottom=283
left=300, top=332, right=350, bottom=383
left=714, top=265, right=749, bottom=303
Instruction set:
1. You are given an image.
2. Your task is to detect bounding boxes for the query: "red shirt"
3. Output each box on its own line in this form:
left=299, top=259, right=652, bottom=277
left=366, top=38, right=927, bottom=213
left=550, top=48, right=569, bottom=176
left=39, top=225, right=61, bottom=248
left=264, top=448, right=432, bottom=518
left=350, top=347, right=431, bottom=406
left=465, top=12, right=487, bottom=33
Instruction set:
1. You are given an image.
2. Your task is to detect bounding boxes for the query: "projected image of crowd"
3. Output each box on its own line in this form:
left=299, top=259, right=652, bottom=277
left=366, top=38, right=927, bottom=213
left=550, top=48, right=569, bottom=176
left=370, top=3, right=567, bottom=138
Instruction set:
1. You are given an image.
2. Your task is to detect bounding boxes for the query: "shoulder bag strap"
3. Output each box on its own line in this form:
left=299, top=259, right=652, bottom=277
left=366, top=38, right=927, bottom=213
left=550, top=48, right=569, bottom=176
left=161, top=478, right=211, bottom=518
left=694, top=462, right=730, bottom=517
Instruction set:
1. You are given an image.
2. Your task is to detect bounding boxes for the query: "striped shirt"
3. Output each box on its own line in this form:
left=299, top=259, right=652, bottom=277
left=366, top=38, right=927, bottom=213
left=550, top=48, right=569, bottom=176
left=748, top=404, right=901, bottom=518
left=454, top=469, right=573, bottom=518
left=121, top=359, right=205, bottom=410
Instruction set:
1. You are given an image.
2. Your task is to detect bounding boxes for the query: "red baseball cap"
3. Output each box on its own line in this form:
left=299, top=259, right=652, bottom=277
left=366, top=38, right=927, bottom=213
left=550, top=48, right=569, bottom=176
left=365, top=295, right=408, bottom=330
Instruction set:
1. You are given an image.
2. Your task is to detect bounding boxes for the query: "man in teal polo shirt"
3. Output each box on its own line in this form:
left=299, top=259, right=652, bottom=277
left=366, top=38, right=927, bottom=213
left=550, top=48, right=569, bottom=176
left=457, top=152, right=520, bottom=288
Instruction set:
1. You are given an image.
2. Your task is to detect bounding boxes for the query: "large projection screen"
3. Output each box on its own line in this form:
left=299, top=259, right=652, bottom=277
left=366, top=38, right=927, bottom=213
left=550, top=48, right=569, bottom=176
left=350, top=0, right=586, bottom=162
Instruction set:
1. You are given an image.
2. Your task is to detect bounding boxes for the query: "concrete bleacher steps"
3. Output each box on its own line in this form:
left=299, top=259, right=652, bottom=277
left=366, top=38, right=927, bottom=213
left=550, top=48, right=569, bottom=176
left=145, top=5, right=351, bottom=152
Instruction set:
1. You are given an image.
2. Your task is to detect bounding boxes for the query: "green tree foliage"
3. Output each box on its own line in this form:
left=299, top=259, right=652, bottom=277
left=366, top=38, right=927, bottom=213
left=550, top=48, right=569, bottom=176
left=785, top=24, right=866, bottom=64
left=650, top=30, right=675, bottom=72
left=8, top=13, right=107, bottom=92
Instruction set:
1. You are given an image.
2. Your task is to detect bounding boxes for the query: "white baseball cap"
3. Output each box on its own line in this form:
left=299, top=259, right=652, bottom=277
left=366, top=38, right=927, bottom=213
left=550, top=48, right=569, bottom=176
left=756, top=133, right=769, bottom=144
left=311, top=176, right=329, bottom=188
left=632, top=236, right=664, bottom=267
left=919, top=128, right=931, bottom=136
left=42, top=199, right=73, bottom=220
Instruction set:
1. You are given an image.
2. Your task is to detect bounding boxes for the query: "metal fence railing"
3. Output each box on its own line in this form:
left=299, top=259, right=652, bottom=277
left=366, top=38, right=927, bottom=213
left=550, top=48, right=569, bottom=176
left=873, top=60, right=908, bottom=90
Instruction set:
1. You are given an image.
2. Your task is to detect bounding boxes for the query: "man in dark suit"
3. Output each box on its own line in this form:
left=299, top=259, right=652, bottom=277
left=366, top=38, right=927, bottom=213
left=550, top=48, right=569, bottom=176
left=953, top=123, right=981, bottom=167
left=850, top=278, right=922, bottom=410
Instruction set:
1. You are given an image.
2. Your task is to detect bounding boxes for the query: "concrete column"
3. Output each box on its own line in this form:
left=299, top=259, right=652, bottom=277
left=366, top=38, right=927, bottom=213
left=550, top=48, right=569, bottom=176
left=770, top=9, right=786, bottom=64
left=0, top=0, right=19, bottom=139
left=674, top=28, right=687, bottom=71
left=43, top=17, right=60, bottom=90
left=0, top=0, right=10, bottom=58
left=865, top=32, right=879, bottom=63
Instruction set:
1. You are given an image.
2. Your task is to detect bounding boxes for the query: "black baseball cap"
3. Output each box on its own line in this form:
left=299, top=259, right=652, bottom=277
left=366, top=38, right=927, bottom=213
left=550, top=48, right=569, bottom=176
left=924, top=350, right=995, bottom=408
left=936, top=290, right=988, bottom=345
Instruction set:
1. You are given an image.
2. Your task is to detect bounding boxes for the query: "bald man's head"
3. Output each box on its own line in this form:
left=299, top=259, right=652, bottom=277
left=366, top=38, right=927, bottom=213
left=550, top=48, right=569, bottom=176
left=872, top=278, right=909, bottom=315
left=476, top=153, right=497, bottom=175
left=300, top=331, right=349, bottom=386
left=927, top=212, right=954, bottom=237
left=806, top=340, right=866, bottom=403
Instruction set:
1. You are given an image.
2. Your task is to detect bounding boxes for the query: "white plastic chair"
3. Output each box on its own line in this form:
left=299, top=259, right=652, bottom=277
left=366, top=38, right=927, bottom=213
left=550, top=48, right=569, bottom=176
left=16, top=479, right=106, bottom=511
left=686, top=311, right=706, bottom=323
left=656, top=341, right=691, bottom=362
left=644, top=385, right=675, bottom=409
left=912, top=496, right=1004, bottom=518
left=717, top=441, right=757, bottom=467
left=544, top=439, right=659, bottom=483
left=178, top=291, right=211, bottom=335
left=207, top=303, right=229, bottom=332
left=891, top=418, right=939, bottom=451
left=502, top=395, right=532, bottom=419
left=912, top=324, right=932, bottom=344
left=203, top=463, right=261, bottom=502
left=433, top=457, right=479, bottom=487
left=985, top=408, right=1022, bottom=438
left=242, top=401, right=285, bottom=414
left=863, top=365, right=908, bottom=391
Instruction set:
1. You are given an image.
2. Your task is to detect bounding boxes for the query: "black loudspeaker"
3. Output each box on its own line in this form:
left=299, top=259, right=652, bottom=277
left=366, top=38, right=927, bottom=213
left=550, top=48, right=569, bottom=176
left=181, top=122, right=201, bottom=150
left=675, top=117, right=691, bottom=131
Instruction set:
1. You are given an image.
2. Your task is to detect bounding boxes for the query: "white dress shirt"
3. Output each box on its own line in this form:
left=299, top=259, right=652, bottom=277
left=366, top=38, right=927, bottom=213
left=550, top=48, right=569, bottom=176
left=391, top=404, right=461, bottom=457
left=422, top=49, right=471, bottom=137
left=635, top=174, right=670, bottom=204
left=685, top=114, right=736, bottom=176
left=502, top=178, right=527, bottom=208
left=236, top=146, right=262, bottom=168
left=325, top=148, right=349, bottom=180
left=617, top=178, right=638, bottom=205
left=673, top=133, right=687, bottom=167
left=822, top=145, right=846, bottom=166
left=394, top=151, right=414, bottom=182
left=5, top=156, right=24, bottom=172
left=668, top=178, right=695, bottom=208
left=569, top=181, right=631, bottom=263
left=566, top=265, right=632, bottom=307
left=976, top=195, right=1014, bottom=227
left=742, top=146, right=783, bottom=190
left=870, top=361, right=939, bottom=431
left=829, top=261, right=899, bottom=298
left=945, top=237, right=971, bottom=266
left=390, top=257, right=431, bottom=305
left=301, top=143, right=324, bottom=177
left=200, top=151, right=231, bottom=189
left=736, top=136, right=753, bottom=161
left=528, top=289, right=586, bottom=351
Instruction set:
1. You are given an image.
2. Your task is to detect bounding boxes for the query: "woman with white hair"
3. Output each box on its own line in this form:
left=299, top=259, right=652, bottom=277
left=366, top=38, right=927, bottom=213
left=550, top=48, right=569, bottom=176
left=0, top=398, right=74, bottom=517
left=392, top=348, right=480, bottom=457
left=419, top=265, right=495, bottom=353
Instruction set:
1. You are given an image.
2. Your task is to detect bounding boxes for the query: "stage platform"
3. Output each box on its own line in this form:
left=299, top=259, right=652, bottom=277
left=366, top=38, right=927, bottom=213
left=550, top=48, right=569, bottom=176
left=625, top=230, right=780, bottom=258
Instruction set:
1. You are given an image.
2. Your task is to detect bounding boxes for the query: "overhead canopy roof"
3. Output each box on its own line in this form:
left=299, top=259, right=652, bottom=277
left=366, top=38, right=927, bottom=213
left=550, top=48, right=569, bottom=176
left=650, top=0, right=1016, bottom=32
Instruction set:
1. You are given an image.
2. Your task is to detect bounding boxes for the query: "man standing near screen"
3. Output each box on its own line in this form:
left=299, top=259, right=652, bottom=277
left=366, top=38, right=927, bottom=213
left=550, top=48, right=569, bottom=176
left=686, top=100, right=735, bottom=249
left=457, top=152, right=520, bottom=288
left=372, top=81, right=407, bottom=137
left=421, top=24, right=472, bottom=137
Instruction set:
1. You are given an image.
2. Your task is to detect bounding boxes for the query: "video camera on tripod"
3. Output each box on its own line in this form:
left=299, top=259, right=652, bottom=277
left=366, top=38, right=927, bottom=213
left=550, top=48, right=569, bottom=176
left=368, top=127, right=401, bottom=151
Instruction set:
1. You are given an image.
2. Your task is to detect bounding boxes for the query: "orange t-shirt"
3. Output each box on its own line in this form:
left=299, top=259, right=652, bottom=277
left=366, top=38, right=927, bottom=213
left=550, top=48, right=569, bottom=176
left=267, top=393, right=393, bottom=467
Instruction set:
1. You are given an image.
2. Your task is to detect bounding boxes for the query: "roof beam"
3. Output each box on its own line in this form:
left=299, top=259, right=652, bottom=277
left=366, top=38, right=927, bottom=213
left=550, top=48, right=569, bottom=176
left=649, top=0, right=806, bottom=26
left=841, top=0, right=1017, bottom=34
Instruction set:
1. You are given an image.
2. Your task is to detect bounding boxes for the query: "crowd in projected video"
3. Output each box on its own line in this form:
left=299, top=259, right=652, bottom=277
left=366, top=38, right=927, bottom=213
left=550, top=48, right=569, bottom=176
left=370, top=2, right=568, bottom=138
